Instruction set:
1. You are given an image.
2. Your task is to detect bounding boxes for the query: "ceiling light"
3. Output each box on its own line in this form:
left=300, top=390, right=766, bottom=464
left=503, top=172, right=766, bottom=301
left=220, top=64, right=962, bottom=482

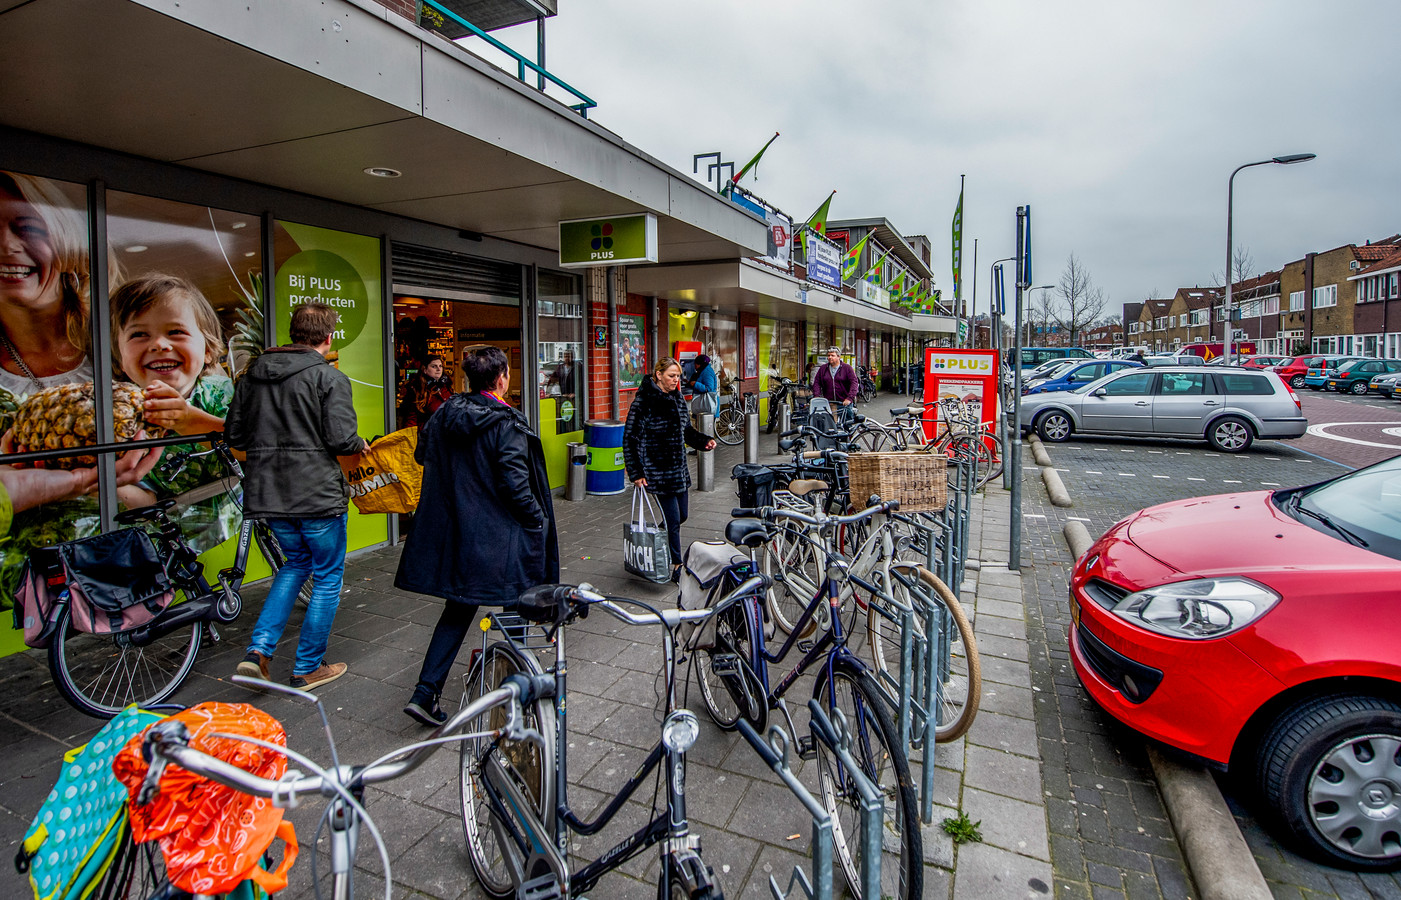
left=125, top=245, right=147, bottom=253
left=363, top=166, right=402, bottom=178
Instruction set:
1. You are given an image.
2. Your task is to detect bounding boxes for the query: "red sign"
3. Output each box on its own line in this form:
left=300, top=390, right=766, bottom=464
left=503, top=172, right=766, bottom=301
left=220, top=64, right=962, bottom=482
left=922, top=348, right=1000, bottom=454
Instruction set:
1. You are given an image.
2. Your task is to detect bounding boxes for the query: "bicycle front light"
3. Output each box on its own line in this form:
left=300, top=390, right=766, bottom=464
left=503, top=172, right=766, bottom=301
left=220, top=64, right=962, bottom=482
left=661, top=710, right=701, bottom=753
left=1111, top=577, right=1279, bottom=639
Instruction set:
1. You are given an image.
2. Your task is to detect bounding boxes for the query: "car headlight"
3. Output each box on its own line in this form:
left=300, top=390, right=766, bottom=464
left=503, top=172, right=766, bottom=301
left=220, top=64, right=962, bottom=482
left=661, top=709, right=700, bottom=753
left=1111, top=577, right=1280, bottom=639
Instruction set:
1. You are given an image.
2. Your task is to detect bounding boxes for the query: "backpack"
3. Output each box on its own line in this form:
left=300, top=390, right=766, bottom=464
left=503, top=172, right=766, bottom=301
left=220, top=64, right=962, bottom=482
left=15, top=706, right=167, bottom=900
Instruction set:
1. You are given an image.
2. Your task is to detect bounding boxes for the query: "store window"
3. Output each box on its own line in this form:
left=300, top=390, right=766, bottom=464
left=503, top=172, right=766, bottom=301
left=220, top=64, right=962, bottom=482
left=537, top=270, right=585, bottom=434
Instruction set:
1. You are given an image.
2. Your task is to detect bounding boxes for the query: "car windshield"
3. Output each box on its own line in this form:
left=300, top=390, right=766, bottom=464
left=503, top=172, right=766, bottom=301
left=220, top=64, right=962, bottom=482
left=1276, top=456, right=1401, bottom=561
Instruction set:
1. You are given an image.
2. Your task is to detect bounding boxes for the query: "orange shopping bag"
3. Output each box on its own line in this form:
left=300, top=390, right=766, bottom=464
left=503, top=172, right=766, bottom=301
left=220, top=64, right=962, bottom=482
left=113, top=702, right=298, bottom=895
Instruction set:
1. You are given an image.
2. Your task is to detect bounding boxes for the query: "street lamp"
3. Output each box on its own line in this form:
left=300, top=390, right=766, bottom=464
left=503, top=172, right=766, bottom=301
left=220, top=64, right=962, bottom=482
left=1224, top=153, right=1316, bottom=361
left=1026, top=285, right=1055, bottom=346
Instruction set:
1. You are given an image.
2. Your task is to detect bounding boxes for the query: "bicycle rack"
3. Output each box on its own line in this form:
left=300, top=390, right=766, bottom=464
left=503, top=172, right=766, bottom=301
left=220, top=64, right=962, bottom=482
left=736, top=704, right=883, bottom=900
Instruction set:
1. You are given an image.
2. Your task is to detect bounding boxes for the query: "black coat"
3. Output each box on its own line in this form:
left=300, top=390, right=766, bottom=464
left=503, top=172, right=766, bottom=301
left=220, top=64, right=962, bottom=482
left=225, top=346, right=364, bottom=519
left=394, top=392, right=559, bottom=606
left=623, top=375, right=710, bottom=495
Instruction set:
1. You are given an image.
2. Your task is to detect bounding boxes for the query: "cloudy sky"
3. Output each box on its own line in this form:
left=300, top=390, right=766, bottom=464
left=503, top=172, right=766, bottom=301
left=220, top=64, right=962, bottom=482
left=496, top=1, right=1398, bottom=320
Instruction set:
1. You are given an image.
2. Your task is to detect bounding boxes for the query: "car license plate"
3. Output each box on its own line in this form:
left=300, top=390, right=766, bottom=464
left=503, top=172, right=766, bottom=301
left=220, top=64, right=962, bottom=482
left=1070, top=592, right=1080, bottom=628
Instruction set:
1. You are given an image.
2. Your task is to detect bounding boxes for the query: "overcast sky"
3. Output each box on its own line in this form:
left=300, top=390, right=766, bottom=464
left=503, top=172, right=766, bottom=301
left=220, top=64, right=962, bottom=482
left=496, top=1, right=1399, bottom=320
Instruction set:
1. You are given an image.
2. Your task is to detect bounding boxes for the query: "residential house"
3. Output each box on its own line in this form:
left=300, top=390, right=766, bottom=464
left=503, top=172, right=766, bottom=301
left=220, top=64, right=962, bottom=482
left=1121, top=302, right=1144, bottom=347
left=1348, top=245, right=1401, bottom=358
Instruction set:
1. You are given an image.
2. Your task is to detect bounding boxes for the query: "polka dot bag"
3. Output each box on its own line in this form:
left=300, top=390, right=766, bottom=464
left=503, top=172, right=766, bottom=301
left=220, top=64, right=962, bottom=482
left=14, top=706, right=166, bottom=900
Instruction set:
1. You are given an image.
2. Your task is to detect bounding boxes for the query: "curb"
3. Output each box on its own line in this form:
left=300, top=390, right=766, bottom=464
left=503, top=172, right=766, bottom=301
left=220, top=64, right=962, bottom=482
left=1040, top=442, right=1271, bottom=900
left=1041, top=467, right=1073, bottom=507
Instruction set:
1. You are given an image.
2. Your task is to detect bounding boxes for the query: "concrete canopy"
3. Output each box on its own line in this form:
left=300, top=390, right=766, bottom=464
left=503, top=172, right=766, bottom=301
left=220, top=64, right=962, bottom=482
left=0, top=0, right=766, bottom=263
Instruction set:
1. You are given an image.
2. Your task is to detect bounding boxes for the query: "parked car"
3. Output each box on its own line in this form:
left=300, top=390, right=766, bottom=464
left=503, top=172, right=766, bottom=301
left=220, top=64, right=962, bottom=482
left=1273, top=355, right=1330, bottom=390
left=1304, top=356, right=1359, bottom=391
left=1005, top=357, right=1080, bottom=391
left=1241, top=355, right=1290, bottom=370
left=1371, top=371, right=1401, bottom=399
left=1017, top=346, right=1096, bottom=371
left=1324, top=358, right=1401, bottom=395
left=1019, top=366, right=1306, bottom=453
left=1069, top=454, right=1401, bottom=870
left=1023, top=359, right=1142, bottom=395
left=1143, top=353, right=1205, bottom=366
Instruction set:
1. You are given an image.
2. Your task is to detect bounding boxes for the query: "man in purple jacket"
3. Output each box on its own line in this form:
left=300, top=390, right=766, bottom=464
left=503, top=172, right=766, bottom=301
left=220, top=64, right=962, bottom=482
left=812, top=346, right=858, bottom=410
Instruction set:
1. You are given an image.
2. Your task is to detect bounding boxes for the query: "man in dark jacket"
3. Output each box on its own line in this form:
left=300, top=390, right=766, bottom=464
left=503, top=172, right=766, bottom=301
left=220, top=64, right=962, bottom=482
left=812, top=346, right=859, bottom=412
left=227, top=302, right=367, bottom=691
left=396, top=347, right=559, bottom=725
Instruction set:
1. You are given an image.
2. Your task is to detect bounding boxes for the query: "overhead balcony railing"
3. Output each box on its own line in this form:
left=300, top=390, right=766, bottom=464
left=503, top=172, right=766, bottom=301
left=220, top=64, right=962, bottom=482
left=419, top=0, right=596, bottom=117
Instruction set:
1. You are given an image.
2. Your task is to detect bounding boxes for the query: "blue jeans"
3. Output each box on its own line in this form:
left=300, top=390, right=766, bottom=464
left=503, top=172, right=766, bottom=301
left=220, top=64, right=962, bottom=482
left=248, top=515, right=347, bottom=677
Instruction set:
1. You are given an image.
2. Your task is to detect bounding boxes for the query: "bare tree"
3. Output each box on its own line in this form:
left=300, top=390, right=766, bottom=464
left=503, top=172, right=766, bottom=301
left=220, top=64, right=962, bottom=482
left=1029, top=288, right=1060, bottom=345
left=1212, top=245, right=1256, bottom=291
left=1054, top=253, right=1107, bottom=347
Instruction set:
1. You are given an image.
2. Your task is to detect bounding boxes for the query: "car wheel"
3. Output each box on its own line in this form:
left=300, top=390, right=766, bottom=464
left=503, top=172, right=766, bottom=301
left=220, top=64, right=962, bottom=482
left=1207, top=416, right=1253, bottom=453
left=1350, top=380, right=1369, bottom=395
left=1290, top=375, right=1306, bottom=389
left=1256, top=695, right=1401, bottom=871
left=1036, top=410, right=1072, bottom=443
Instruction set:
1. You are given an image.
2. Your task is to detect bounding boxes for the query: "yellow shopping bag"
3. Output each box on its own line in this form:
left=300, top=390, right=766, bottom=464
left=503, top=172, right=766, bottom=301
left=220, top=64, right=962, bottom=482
left=344, top=427, right=423, bottom=514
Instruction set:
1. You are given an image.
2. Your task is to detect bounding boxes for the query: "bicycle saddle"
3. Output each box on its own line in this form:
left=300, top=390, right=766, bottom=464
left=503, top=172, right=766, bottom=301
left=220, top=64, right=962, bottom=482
left=787, top=479, right=829, bottom=497
left=778, top=439, right=796, bottom=452
left=115, top=499, right=177, bottom=526
left=725, top=518, right=769, bottom=549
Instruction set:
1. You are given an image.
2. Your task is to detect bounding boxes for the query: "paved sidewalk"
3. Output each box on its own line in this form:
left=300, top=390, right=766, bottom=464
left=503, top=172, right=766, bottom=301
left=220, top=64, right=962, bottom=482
left=0, top=412, right=1146, bottom=898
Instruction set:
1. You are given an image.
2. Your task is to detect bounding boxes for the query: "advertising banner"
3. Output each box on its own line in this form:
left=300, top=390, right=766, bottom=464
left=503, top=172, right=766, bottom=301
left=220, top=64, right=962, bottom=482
left=765, top=209, right=792, bottom=270
left=274, top=221, right=388, bottom=551
left=617, top=313, right=647, bottom=390
left=806, top=237, right=842, bottom=289
left=922, top=348, right=1000, bottom=446
left=559, top=214, right=658, bottom=267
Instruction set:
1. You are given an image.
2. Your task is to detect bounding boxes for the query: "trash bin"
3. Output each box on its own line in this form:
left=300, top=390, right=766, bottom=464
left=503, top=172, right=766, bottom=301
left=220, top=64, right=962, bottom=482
left=566, top=442, right=587, bottom=502
left=584, top=420, right=627, bottom=495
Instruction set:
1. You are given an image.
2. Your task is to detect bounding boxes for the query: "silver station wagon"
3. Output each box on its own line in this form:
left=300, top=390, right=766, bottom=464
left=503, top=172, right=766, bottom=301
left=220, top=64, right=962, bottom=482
left=1018, top=366, right=1308, bottom=453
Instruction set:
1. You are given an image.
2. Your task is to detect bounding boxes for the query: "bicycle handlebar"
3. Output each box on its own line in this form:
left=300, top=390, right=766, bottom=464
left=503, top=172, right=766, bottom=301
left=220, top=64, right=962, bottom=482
left=137, top=679, right=540, bottom=807
left=731, top=498, right=899, bottom=527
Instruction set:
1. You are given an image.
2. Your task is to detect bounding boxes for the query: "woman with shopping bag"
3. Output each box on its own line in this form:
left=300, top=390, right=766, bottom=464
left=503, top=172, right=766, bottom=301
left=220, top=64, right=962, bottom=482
left=622, top=357, right=716, bottom=583
left=394, top=347, right=558, bottom=726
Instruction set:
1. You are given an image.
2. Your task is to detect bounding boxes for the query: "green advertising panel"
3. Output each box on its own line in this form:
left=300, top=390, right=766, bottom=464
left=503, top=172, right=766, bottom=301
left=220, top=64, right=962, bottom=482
left=559, top=213, right=658, bottom=267
left=274, top=221, right=388, bottom=551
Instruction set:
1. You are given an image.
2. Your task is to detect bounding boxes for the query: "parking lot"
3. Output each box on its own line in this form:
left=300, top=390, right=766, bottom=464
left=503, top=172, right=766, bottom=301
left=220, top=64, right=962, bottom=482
left=1021, top=385, right=1401, bottom=899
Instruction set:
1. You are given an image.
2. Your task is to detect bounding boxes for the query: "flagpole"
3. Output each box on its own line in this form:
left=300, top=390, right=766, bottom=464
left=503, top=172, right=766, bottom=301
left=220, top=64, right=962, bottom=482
left=970, top=238, right=979, bottom=348
left=957, top=174, right=965, bottom=320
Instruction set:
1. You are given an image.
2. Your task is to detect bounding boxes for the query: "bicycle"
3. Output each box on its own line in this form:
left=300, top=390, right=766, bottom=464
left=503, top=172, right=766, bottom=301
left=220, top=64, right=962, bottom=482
left=695, top=499, right=922, bottom=900
left=765, top=376, right=809, bottom=433
left=460, top=578, right=763, bottom=899
left=135, top=671, right=552, bottom=900
left=856, top=366, right=878, bottom=404
left=713, top=381, right=757, bottom=446
left=37, top=434, right=295, bottom=718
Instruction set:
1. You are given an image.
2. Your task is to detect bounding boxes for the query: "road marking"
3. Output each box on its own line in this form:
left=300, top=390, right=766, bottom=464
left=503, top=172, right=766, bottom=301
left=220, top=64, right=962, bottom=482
left=1188, top=477, right=1205, bottom=481
left=1025, top=514, right=1047, bottom=519
left=1262, top=482, right=1281, bottom=486
left=1147, top=450, right=1164, bottom=454
left=1224, top=479, right=1242, bottom=483
left=1094, top=448, right=1111, bottom=451
left=1176, top=452, right=1190, bottom=455
left=1205, top=452, right=1220, bottom=456
left=1265, top=457, right=1280, bottom=460
left=1067, top=516, right=1092, bottom=522
left=1119, top=449, right=1134, bottom=452
left=1152, top=475, right=1170, bottom=479
left=1305, top=421, right=1401, bottom=449
left=1085, top=470, right=1103, bottom=475
left=1118, top=473, right=1136, bottom=477
left=1024, top=466, right=1040, bottom=471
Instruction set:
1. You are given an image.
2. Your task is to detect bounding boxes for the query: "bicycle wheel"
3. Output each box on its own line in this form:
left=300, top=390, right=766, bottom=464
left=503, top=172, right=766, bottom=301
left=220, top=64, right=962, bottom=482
left=254, top=523, right=315, bottom=606
left=761, top=523, right=820, bottom=637
left=713, top=407, right=745, bottom=446
left=869, top=565, right=981, bottom=743
left=694, top=598, right=767, bottom=732
left=850, top=425, right=888, bottom=453
left=813, top=659, right=922, bottom=900
left=460, top=640, right=556, bottom=898
left=48, top=603, right=202, bottom=719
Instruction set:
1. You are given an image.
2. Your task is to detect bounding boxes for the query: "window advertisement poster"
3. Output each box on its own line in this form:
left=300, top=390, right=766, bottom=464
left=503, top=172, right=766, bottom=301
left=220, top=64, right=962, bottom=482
left=743, top=325, right=758, bottom=379
left=617, top=313, right=647, bottom=391
left=273, top=221, right=387, bottom=551
left=921, top=348, right=1000, bottom=447
left=765, top=209, right=792, bottom=270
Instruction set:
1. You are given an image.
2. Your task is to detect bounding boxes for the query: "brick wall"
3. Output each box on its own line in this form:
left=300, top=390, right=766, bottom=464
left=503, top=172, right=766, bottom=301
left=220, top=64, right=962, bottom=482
left=371, top=0, right=417, bottom=22
left=584, top=270, right=656, bottom=422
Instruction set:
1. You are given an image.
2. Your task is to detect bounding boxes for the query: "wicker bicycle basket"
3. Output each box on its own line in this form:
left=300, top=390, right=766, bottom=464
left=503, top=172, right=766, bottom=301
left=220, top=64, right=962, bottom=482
left=846, top=451, right=948, bottom=512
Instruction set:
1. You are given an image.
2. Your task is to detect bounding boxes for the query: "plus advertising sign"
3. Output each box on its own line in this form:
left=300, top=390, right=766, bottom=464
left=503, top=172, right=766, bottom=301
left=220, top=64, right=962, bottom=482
left=922, top=348, right=1000, bottom=444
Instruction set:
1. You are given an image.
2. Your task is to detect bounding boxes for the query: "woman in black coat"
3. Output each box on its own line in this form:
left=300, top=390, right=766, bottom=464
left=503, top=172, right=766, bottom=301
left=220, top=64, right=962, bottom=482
left=396, top=347, right=559, bottom=725
left=623, top=357, right=715, bottom=581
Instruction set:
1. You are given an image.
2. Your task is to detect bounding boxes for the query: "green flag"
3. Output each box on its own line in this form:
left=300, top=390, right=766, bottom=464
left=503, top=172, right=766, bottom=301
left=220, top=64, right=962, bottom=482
left=860, top=246, right=892, bottom=284
left=729, top=131, right=780, bottom=189
left=800, top=190, right=836, bottom=256
left=951, top=187, right=964, bottom=299
left=842, top=231, right=873, bottom=282
left=888, top=270, right=907, bottom=300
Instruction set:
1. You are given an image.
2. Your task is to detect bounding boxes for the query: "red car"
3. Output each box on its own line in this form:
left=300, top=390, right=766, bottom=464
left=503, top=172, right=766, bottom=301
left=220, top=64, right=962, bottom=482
left=1069, top=455, right=1401, bottom=871
left=1242, top=355, right=1290, bottom=370
left=1272, top=355, right=1330, bottom=390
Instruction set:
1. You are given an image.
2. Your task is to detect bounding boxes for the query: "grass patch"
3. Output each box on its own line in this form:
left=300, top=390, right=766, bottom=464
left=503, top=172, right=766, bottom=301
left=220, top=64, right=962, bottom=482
left=941, top=810, right=983, bottom=845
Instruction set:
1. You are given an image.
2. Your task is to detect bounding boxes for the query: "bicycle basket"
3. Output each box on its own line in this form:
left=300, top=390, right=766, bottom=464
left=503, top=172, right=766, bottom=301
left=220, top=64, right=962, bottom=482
left=846, top=451, right=948, bottom=512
